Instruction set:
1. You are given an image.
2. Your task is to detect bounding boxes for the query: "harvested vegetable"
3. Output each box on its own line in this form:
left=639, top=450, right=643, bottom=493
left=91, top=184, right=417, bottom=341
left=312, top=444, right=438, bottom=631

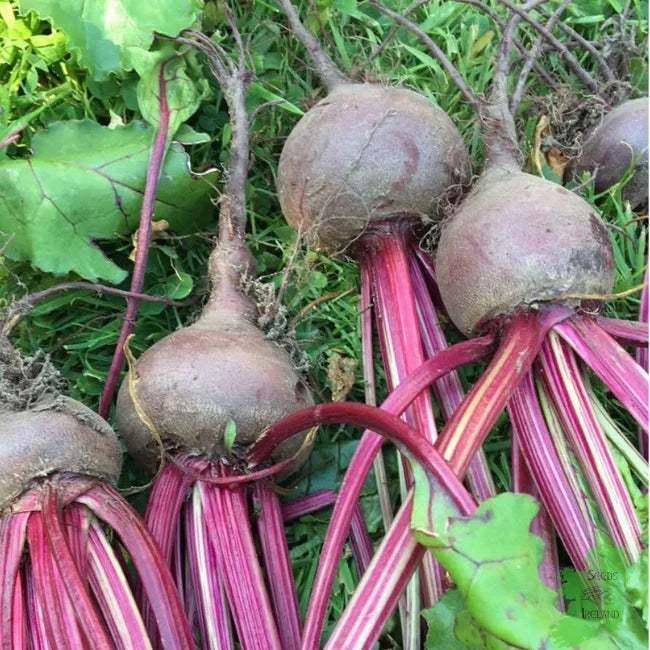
left=568, top=97, right=648, bottom=209
left=0, top=335, right=193, bottom=650
left=274, top=2, right=495, bottom=643
left=114, top=14, right=315, bottom=650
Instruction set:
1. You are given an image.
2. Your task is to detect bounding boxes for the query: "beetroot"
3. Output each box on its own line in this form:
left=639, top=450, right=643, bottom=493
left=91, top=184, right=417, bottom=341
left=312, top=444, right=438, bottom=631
left=436, top=166, right=615, bottom=337
left=278, top=83, right=471, bottom=252
left=568, top=97, right=648, bottom=208
left=0, top=337, right=194, bottom=649
left=0, top=396, right=121, bottom=509
left=115, top=259, right=313, bottom=471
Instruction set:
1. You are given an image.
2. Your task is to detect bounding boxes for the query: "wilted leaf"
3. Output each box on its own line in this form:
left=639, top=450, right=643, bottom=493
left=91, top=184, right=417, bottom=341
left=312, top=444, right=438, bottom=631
left=18, top=0, right=200, bottom=80
left=0, top=120, right=215, bottom=282
left=327, top=351, right=358, bottom=401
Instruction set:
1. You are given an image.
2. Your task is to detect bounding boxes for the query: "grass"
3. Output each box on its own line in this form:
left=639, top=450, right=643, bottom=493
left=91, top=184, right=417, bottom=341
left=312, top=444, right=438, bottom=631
left=1, top=0, right=647, bottom=640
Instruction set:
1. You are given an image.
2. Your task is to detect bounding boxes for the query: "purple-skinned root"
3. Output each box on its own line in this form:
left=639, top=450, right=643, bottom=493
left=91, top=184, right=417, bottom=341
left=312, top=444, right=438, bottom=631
left=435, top=167, right=615, bottom=337
left=116, top=246, right=314, bottom=473
left=277, top=83, right=471, bottom=254
left=0, top=396, right=122, bottom=512
left=568, top=98, right=648, bottom=209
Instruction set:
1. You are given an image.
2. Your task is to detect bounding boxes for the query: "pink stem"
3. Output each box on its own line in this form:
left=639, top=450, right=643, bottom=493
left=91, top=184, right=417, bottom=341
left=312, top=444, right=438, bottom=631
left=508, top=371, right=596, bottom=570
left=350, top=506, right=374, bottom=577
left=510, top=434, right=563, bottom=604
left=596, top=317, right=648, bottom=347
left=11, top=568, right=27, bottom=650
left=186, top=485, right=234, bottom=650
left=637, top=268, right=648, bottom=457
left=537, top=333, right=642, bottom=561
left=410, top=251, right=496, bottom=501
left=99, top=60, right=173, bottom=418
left=253, top=484, right=302, bottom=650
left=281, top=490, right=337, bottom=521
left=85, top=515, right=153, bottom=650
left=555, top=315, right=649, bottom=432
left=0, top=512, right=29, bottom=650
left=24, top=562, right=51, bottom=650
left=360, top=264, right=394, bottom=533
left=252, top=336, right=493, bottom=650
left=41, top=486, right=114, bottom=649
left=77, top=483, right=195, bottom=650
left=199, top=476, right=282, bottom=650
left=27, top=512, right=84, bottom=648
left=324, top=496, right=426, bottom=650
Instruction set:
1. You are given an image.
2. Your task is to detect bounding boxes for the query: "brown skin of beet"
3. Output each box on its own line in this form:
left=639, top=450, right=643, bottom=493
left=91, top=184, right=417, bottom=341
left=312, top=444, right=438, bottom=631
left=435, top=167, right=615, bottom=337
left=0, top=396, right=122, bottom=511
left=115, top=305, right=314, bottom=474
left=569, top=98, right=648, bottom=209
left=277, top=83, right=471, bottom=254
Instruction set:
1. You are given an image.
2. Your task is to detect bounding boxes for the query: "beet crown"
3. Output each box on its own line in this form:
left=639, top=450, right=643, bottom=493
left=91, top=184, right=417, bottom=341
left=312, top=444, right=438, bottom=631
left=277, top=83, right=471, bottom=253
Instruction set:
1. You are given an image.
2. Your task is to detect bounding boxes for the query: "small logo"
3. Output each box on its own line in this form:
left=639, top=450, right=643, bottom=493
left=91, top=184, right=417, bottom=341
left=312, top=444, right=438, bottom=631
left=582, top=585, right=615, bottom=605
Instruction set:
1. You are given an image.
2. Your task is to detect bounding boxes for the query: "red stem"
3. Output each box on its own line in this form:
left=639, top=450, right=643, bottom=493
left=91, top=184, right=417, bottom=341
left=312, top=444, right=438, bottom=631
left=0, top=512, right=29, bottom=650
left=281, top=490, right=337, bottom=522
left=77, top=483, right=195, bottom=650
left=99, top=60, right=172, bottom=418
left=253, top=485, right=302, bottom=650
left=324, top=497, right=426, bottom=650
left=41, top=486, right=114, bottom=649
left=254, top=336, right=493, bottom=650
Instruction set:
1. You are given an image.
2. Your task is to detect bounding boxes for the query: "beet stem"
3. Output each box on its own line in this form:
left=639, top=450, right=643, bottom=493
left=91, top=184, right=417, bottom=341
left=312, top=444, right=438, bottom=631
left=252, top=485, right=302, bottom=650
left=281, top=490, right=338, bottom=522
left=511, top=429, right=563, bottom=604
left=366, top=231, right=445, bottom=605
left=555, top=315, right=649, bottom=432
left=596, top=316, right=649, bottom=347
left=324, top=496, right=426, bottom=650
left=186, top=485, right=234, bottom=650
left=0, top=511, right=29, bottom=650
left=537, top=333, right=642, bottom=562
left=41, top=486, right=114, bottom=649
left=200, top=476, right=283, bottom=650
left=99, top=58, right=173, bottom=418
left=349, top=505, right=374, bottom=578
left=360, top=265, right=394, bottom=534
left=410, top=251, right=496, bottom=501
left=508, top=371, right=597, bottom=571
left=77, top=483, right=195, bottom=650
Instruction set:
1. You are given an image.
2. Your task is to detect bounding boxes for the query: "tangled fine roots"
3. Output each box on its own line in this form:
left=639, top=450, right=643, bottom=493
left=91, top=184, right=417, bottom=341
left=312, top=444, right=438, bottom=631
left=240, top=275, right=311, bottom=374
left=528, top=87, right=609, bottom=158
left=0, top=334, right=63, bottom=411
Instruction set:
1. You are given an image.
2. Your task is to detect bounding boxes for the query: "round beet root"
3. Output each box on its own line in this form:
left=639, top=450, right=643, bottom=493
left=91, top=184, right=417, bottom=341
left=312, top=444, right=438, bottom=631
left=569, top=98, right=648, bottom=209
left=0, top=396, right=122, bottom=511
left=116, top=312, right=314, bottom=473
left=277, top=83, right=471, bottom=253
left=436, top=168, right=615, bottom=336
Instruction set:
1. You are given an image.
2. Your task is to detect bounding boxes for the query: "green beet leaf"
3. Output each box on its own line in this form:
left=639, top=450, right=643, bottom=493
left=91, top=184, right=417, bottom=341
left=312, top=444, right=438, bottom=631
left=411, top=464, right=646, bottom=649
left=18, top=0, right=200, bottom=81
left=0, top=119, right=214, bottom=283
left=126, top=44, right=210, bottom=136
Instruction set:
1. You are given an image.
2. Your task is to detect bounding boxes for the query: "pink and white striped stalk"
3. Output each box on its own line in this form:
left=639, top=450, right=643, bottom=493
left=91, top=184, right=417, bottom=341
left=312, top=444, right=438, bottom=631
left=253, top=484, right=302, bottom=650
left=508, top=371, right=596, bottom=570
left=199, top=477, right=282, bottom=650
left=554, top=315, right=648, bottom=432
left=536, top=333, right=642, bottom=562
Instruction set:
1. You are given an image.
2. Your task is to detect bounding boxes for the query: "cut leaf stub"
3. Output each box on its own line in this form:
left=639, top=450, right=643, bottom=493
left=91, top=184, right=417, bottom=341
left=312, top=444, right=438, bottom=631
left=0, top=120, right=215, bottom=283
